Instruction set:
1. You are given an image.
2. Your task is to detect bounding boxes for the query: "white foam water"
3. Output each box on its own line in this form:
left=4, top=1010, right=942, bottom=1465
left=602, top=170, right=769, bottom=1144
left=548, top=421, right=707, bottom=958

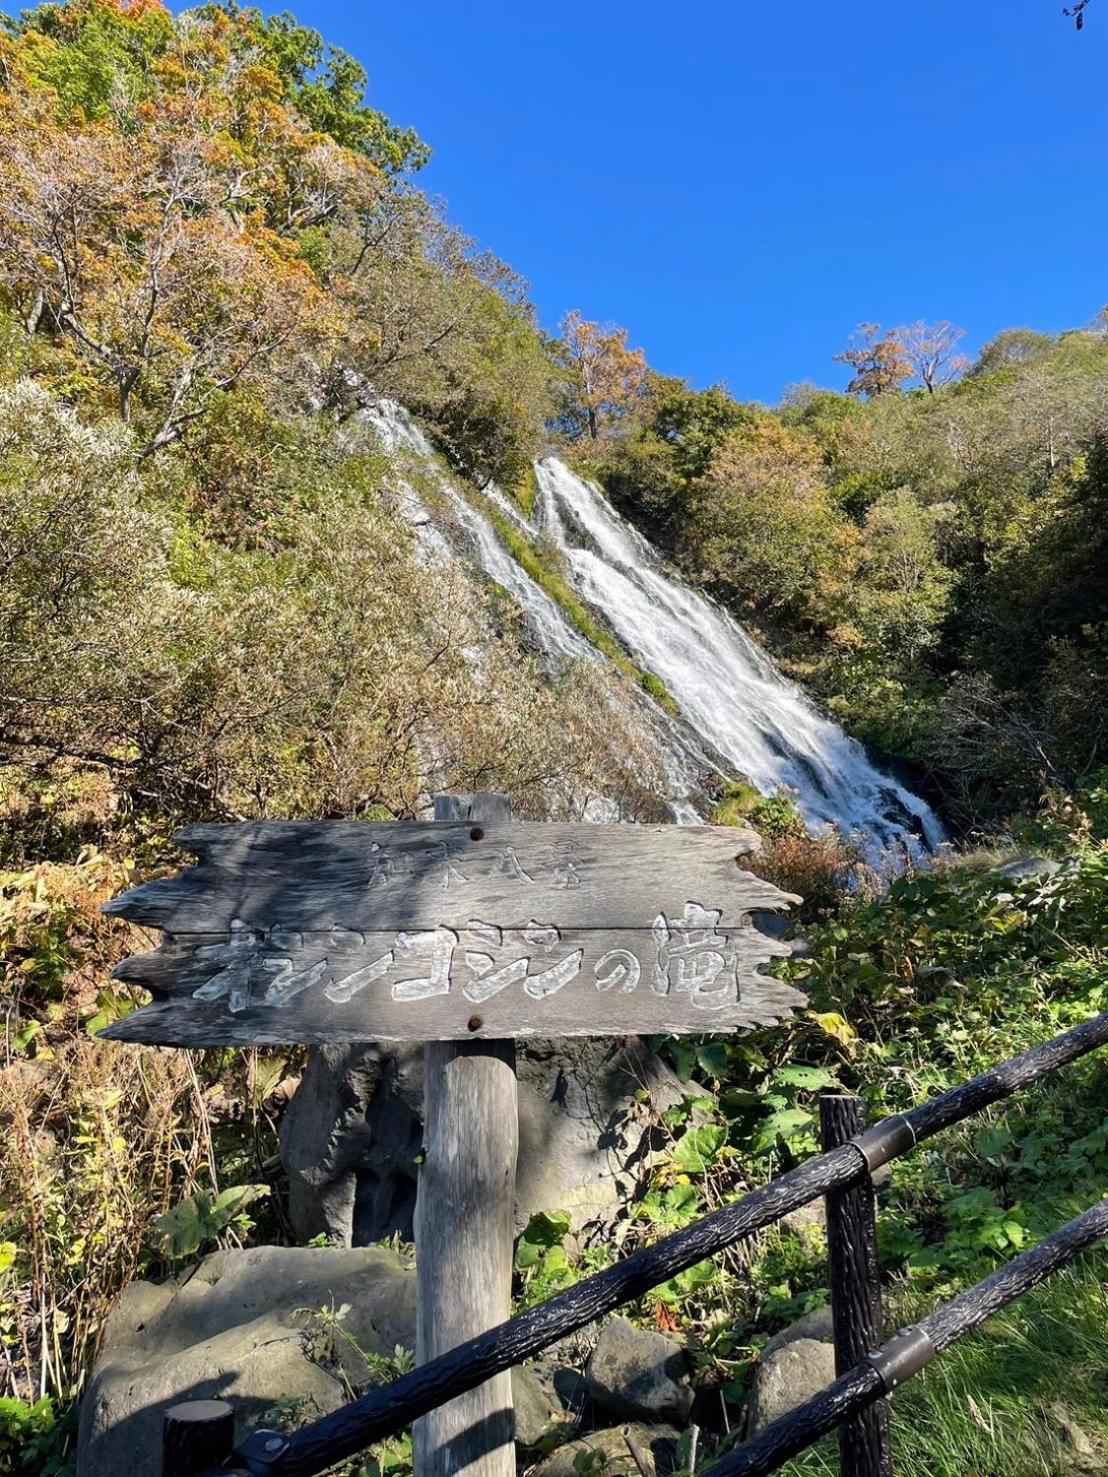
left=532, top=458, right=944, bottom=855
left=366, top=399, right=943, bottom=853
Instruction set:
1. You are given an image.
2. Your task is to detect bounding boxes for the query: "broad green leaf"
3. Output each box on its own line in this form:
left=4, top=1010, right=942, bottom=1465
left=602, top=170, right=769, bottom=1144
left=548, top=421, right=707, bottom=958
left=671, top=1124, right=727, bottom=1174
left=771, top=1065, right=839, bottom=1091
left=522, top=1209, right=571, bottom=1247
left=752, top=1107, right=813, bottom=1154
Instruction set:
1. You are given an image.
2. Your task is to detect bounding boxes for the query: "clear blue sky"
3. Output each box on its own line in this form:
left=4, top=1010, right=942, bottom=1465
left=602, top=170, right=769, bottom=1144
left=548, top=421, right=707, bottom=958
left=284, top=0, right=1102, bottom=403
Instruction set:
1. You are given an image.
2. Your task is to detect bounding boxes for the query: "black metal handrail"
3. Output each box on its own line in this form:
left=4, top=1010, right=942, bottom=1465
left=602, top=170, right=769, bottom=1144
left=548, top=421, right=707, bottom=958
left=170, top=1008, right=1108, bottom=1477
left=702, top=1197, right=1108, bottom=1477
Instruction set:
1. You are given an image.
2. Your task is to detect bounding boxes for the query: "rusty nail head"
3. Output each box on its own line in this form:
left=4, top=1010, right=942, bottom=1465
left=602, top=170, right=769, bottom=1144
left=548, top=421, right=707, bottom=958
left=470, top=826, right=484, bottom=840
left=467, top=1015, right=483, bottom=1032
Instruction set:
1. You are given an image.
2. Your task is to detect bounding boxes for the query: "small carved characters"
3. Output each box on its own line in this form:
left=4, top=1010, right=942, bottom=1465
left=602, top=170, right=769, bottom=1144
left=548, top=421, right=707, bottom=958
left=460, top=920, right=583, bottom=1002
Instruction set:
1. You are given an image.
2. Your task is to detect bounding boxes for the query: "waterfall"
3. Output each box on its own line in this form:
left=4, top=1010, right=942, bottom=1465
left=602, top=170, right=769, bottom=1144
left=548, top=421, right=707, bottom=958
left=533, top=457, right=944, bottom=855
left=365, top=398, right=943, bottom=854
left=363, top=400, right=714, bottom=821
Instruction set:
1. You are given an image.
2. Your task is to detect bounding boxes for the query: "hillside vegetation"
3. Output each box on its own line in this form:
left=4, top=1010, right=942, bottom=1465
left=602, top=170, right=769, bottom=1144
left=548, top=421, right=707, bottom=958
left=1, top=4, right=1107, bottom=1475
left=578, top=330, right=1108, bottom=831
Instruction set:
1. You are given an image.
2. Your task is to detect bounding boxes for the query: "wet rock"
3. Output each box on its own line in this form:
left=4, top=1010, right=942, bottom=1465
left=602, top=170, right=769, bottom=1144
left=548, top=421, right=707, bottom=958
left=584, top=1316, right=693, bottom=1425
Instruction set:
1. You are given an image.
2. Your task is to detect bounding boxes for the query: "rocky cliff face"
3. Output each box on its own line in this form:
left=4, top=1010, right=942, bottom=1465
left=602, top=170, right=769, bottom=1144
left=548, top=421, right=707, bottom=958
left=278, top=1038, right=691, bottom=1247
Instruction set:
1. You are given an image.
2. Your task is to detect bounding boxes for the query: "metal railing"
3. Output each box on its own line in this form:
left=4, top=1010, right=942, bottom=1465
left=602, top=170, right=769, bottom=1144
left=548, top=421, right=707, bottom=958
left=161, top=1009, right=1108, bottom=1477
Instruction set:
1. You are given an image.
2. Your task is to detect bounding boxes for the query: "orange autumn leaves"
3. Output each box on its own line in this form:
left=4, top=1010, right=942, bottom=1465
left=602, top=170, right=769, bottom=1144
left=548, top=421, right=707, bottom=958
left=0, top=0, right=379, bottom=454
left=560, top=309, right=648, bottom=439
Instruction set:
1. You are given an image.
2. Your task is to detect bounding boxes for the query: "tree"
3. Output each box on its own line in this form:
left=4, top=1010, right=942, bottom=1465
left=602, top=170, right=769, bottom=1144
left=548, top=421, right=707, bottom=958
left=971, top=328, right=1055, bottom=376
left=896, top=319, right=969, bottom=394
left=0, top=97, right=330, bottom=451
left=835, top=323, right=912, bottom=398
left=853, top=490, right=955, bottom=667
left=688, top=419, right=857, bottom=624
left=321, top=192, right=555, bottom=483
left=558, top=310, right=647, bottom=439
left=0, top=9, right=364, bottom=452
left=218, top=4, right=430, bottom=173
left=651, top=381, right=752, bottom=482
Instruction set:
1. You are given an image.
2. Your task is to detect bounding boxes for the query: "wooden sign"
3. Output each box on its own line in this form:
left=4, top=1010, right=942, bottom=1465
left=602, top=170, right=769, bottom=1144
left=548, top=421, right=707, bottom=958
left=102, top=819, right=807, bottom=1046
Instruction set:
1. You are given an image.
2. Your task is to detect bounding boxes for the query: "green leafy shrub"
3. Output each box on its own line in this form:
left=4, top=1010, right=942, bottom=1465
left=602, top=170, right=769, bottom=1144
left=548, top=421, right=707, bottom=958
left=0, top=1396, right=74, bottom=1477
left=151, top=1184, right=271, bottom=1260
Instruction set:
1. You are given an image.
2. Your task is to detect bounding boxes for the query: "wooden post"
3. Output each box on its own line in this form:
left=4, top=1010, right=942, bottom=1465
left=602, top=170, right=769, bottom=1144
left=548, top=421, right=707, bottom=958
left=820, top=1095, right=892, bottom=1477
left=413, top=793, right=519, bottom=1477
left=162, top=1399, right=234, bottom=1477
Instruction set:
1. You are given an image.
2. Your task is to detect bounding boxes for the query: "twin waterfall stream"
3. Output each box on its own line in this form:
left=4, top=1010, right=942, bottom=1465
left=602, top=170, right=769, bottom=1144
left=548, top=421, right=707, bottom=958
left=366, top=401, right=944, bottom=860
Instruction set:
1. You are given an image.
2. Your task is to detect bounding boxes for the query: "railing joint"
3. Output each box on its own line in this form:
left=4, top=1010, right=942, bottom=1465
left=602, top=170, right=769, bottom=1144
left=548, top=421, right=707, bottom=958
left=851, top=1113, right=917, bottom=1174
left=231, top=1428, right=291, bottom=1475
left=866, top=1324, right=937, bottom=1394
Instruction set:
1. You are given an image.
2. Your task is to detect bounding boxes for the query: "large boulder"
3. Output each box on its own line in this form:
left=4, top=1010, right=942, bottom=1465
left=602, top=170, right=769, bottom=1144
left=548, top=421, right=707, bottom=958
left=746, top=1328, right=836, bottom=1435
left=584, top=1315, right=694, bottom=1425
left=78, top=1245, right=415, bottom=1477
left=279, top=1038, right=688, bottom=1246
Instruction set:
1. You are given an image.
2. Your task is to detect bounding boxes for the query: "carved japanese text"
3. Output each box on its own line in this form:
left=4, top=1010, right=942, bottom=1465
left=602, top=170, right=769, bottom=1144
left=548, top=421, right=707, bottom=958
left=186, top=901, right=750, bottom=1015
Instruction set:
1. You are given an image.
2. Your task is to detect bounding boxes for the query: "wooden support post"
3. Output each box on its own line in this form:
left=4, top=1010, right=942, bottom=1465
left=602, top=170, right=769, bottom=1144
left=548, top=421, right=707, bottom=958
left=820, top=1095, right=892, bottom=1477
left=413, top=793, right=519, bottom=1477
left=162, top=1399, right=235, bottom=1477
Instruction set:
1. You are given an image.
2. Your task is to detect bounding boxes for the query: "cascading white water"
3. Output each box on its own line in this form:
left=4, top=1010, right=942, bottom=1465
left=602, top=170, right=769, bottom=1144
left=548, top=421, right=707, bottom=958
left=363, top=400, right=713, bottom=820
left=365, top=398, right=942, bottom=852
left=533, top=457, right=945, bottom=855
left=364, top=401, right=593, bottom=666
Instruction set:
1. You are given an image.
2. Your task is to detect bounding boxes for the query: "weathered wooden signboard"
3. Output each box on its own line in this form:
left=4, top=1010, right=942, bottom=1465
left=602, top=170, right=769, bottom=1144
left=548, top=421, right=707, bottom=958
left=105, top=800, right=807, bottom=1477
left=103, top=817, right=806, bottom=1046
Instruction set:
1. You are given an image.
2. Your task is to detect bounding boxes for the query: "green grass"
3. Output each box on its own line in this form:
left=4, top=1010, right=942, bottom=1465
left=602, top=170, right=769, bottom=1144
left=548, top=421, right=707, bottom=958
left=710, top=779, right=763, bottom=827
left=779, top=1244, right=1108, bottom=1476
left=512, top=464, right=539, bottom=519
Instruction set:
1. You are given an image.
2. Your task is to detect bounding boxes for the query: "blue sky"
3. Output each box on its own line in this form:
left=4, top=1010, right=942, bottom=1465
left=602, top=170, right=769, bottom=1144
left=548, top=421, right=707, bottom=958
left=283, top=0, right=1102, bottom=403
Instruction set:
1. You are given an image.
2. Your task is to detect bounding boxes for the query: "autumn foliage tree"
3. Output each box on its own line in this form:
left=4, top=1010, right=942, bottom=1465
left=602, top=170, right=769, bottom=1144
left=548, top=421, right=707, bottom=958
left=0, top=0, right=551, bottom=471
left=835, top=322, right=912, bottom=398
left=896, top=319, right=969, bottom=394
left=558, top=309, right=648, bottom=439
left=0, top=5, right=383, bottom=452
left=687, top=419, right=857, bottom=625
left=834, top=319, right=969, bottom=398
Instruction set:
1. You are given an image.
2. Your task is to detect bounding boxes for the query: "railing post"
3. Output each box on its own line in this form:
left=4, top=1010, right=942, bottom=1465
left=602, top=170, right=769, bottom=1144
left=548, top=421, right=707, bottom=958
left=162, top=1399, right=235, bottom=1476
left=820, top=1095, right=892, bottom=1477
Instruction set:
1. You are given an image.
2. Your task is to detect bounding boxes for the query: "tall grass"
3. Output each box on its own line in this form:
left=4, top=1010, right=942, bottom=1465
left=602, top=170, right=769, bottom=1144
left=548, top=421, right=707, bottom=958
left=780, top=1249, right=1108, bottom=1477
